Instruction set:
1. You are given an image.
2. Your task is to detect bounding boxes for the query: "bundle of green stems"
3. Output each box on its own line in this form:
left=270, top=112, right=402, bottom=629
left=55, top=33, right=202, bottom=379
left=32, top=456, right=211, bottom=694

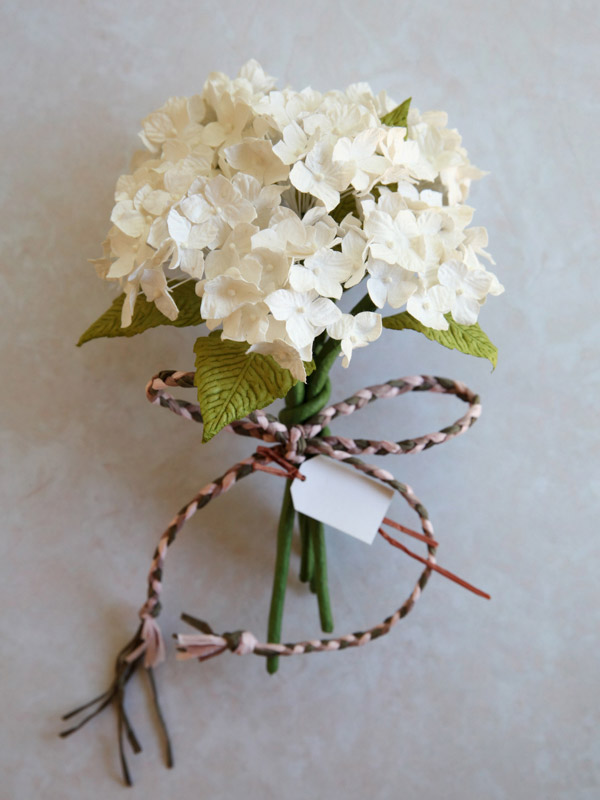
left=266, top=294, right=374, bottom=673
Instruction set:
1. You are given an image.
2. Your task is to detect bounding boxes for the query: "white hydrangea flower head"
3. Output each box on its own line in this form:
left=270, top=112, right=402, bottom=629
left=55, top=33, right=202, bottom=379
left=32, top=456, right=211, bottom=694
left=92, top=60, right=502, bottom=375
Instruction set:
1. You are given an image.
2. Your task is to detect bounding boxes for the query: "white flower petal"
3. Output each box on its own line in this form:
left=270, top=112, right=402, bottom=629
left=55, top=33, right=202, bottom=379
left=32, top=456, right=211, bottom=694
left=106, top=253, right=135, bottom=279
left=272, top=122, right=311, bottom=164
left=201, top=274, right=263, bottom=319
left=327, top=314, right=354, bottom=341
left=225, top=139, right=289, bottom=184
left=265, top=289, right=298, bottom=320
left=179, top=249, right=205, bottom=279
left=147, top=217, right=169, bottom=249
left=153, top=292, right=179, bottom=320
left=286, top=314, right=316, bottom=348
left=452, top=294, right=480, bottom=326
left=308, top=296, right=341, bottom=327
left=366, top=275, right=387, bottom=308
left=111, top=202, right=147, bottom=238
left=180, top=195, right=211, bottom=224
left=387, top=274, right=419, bottom=308
left=167, top=208, right=191, bottom=244
left=289, top=265, right=316, bottom=293
left=289, top=160, right=314, bottom=195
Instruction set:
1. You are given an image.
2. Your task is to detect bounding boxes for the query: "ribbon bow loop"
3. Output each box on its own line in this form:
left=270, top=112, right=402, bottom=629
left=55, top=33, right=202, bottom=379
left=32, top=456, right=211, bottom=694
left=145, top=372, right=481, bottom=464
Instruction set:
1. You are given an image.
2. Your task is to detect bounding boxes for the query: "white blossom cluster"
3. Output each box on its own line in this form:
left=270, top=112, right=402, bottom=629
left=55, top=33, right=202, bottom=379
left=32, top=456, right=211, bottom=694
left=94, top=60, right=503, bottom=380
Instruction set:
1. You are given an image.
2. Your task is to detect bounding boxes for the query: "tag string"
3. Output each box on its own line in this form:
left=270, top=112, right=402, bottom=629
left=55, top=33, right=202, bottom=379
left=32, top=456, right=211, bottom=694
left=61, top=372, right=487, bottom=785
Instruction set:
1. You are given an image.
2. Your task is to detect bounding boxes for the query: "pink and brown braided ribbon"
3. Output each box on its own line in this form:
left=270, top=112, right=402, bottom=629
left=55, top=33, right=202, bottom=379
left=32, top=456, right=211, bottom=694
left=140, top=371, right=486, bottom=665
left=61, top=372, right=487, bottom=785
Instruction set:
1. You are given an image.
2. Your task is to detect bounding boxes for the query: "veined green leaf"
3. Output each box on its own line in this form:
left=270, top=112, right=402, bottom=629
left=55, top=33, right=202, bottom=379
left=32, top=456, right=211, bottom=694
left=382, top=311, right=498, bottom=368
left=194, top=334, right=314, bottom=442
left=77, top=281, right=203, bottom=346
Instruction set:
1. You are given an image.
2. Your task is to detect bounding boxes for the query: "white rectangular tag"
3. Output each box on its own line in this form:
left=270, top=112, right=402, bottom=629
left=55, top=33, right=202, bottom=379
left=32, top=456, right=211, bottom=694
left=290, top=456, right=394, bottom=545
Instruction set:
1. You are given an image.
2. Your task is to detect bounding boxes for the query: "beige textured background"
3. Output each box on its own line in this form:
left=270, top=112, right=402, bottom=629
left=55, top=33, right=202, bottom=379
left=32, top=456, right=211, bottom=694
left=2, top=1, right=599, bottom=798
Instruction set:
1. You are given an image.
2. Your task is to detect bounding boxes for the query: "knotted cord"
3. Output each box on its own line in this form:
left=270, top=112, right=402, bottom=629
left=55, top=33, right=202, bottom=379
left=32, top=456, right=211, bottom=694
left=61, top=371, right=486, bottom=785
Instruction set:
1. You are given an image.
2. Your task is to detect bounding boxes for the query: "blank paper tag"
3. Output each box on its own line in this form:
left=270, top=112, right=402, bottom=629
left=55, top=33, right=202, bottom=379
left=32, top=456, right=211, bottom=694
left=290, top=456, right=394, bottom=545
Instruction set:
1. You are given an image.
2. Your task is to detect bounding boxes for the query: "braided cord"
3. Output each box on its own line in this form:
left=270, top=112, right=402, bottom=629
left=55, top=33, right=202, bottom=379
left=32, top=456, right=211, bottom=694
left=134, top=455, right=258, bottom=645
left=176, top=453, right=436, bottom=660
left=312, top=376, right=481, bottom=457
left=63, top=369, right=483, bottom=786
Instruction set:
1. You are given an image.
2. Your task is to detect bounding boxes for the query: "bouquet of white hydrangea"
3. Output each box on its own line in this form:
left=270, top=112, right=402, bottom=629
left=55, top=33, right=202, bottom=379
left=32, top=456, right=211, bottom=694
left=68, top=60, right=502, bottom=785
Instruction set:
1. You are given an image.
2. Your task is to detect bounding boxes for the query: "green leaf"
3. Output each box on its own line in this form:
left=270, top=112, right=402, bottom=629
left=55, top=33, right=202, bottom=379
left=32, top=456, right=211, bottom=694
left=77, top=281, right=204, bottom=346
left=194, top=334, right=314, bottom=442
left=380, top=97, right=412, bottom=129
left=382, top=311, right=498, bottom=368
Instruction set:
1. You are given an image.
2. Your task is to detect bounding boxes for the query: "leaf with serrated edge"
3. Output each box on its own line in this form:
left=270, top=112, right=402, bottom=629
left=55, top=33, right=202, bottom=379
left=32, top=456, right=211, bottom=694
left=383, top=311, right=497, bottom=368
left=77, top=281, right=203, bottom=346
left=380, top=97, right=412, bottom=129
left=194, top=334, right=314, bottom=442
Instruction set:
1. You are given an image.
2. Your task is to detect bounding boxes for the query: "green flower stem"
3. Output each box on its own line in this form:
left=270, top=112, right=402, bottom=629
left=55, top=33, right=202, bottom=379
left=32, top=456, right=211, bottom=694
left=267, top=371, right=329, bottom=674
left=266, top=479, right=296, bottom=675
left=286, top=380, right=305, bottom=408
left=298, top=512, right=314, bottom=584
left=306, top=349, right=339, bottom=399
left=310, top=517, right=334, bottom=632
left=278, top=378, right=330, bottom=426
left=266, top=294, right=373, bottom=673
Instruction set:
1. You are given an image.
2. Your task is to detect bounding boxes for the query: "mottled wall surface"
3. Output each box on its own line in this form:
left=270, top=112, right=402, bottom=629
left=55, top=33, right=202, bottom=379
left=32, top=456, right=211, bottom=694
left=1, top=2, right=598, bottom=798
